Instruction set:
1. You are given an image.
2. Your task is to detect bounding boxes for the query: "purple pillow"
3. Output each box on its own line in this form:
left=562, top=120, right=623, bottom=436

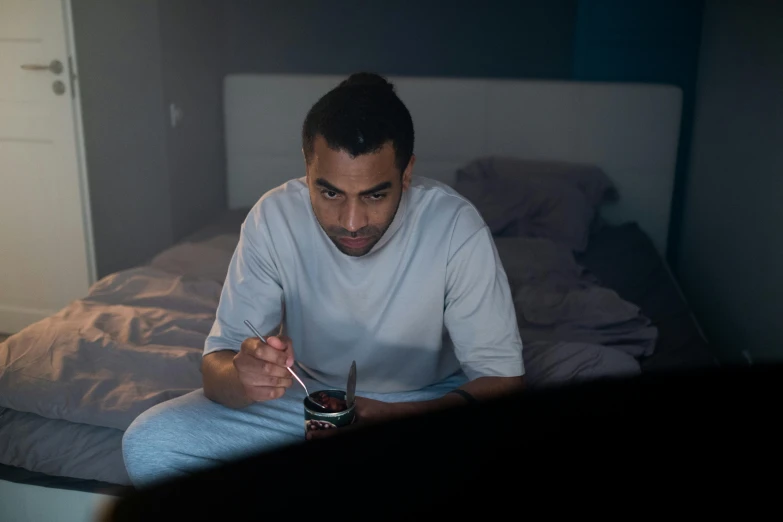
left=454, top=156, right=616, bottom=252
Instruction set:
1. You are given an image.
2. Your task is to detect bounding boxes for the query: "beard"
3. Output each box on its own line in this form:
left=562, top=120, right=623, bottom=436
left=318, top=193, right=403, bottom=257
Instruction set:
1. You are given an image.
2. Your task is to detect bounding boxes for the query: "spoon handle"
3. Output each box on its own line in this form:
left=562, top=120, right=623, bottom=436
left=243, top=319, right=268, bottom=344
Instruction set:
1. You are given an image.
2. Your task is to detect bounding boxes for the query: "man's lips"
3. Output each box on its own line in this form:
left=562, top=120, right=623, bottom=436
left=339, top=237, right=371, bottom=249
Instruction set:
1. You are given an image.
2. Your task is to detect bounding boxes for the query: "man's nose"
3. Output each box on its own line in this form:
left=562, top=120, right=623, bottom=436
left=340, top=200, right=368, bottom=233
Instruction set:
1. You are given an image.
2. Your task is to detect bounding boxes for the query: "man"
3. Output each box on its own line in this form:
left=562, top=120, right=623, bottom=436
left=122, top=72, right=524, bottom=487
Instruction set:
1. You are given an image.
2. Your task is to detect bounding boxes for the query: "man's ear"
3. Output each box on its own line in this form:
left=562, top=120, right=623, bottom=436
left=401, top=154, right=415, bottom=191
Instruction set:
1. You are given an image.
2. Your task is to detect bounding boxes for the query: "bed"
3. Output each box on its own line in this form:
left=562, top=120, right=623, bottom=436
left=0, top=74, right=715, bottom=516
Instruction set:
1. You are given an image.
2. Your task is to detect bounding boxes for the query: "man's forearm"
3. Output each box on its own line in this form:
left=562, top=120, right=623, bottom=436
left=397, top=376, right=525, bottom=417
left=202, top=350, right=254, bottom=409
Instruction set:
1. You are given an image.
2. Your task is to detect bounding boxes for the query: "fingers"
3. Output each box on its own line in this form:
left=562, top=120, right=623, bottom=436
left=236, top=353, right=290, bottom=379
left=306, top=429, right=336, bottom=441
left=237, top=372, right=293, bottom=388
left=306, top=422, right=359, bottom=441
left=236, top=335, right=297, bottom=404
left=266, top=335, right=295, bottom=361
left=240, top=337, right=292, bottom=368
left=264, top=335, right=288, bottom=351
left=242, top=385, right=287, bottom=402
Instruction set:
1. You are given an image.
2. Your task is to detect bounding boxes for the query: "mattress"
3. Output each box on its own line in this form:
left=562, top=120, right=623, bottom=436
left=0, top=213, right=714, bottom=493
left=0, top=408, right=129, bottom=495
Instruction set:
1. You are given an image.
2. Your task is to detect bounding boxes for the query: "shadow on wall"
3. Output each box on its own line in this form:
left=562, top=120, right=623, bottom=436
left=678, top=0, right=783, bottom=363
left=71, top=0, right=226, bottom=279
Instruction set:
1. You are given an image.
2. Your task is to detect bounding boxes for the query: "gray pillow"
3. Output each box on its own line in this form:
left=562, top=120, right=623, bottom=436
left=455, top=156, right=616, bottom=252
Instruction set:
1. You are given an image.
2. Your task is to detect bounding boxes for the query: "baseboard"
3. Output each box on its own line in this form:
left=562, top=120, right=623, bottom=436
left=0, top=304, right=58, bottom=335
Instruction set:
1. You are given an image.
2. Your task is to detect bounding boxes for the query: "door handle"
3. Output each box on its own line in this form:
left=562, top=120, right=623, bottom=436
left=20, top=60, right=63, bottom=75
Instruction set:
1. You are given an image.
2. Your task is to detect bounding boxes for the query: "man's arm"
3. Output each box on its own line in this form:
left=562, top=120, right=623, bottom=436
left=439, top=211, right=525, bottom=386
left=425, top=375, right=525, bottom=409
left=202, top=335, right=294, bottom=410
left=201, top=207, right=290, bottom=408
left=203, top=350, right=253, bottom=409
left=353, top=376, right=524, bottom=425
left=456, top=375, right=526, bottom=400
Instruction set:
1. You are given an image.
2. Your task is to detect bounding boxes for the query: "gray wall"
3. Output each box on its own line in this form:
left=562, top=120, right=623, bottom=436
left=159, top=0, right=226, bottom=241
left=223, top=0, right=577, bottom=78
left=678, top=0, right=783, bottom=363
left=572, top=0, right=705, bottom=263
left=72, top=0, right=226, bottom=278
left=71, top=0, right=172, bottom=278
left=73, top=0, right=576, bottom=279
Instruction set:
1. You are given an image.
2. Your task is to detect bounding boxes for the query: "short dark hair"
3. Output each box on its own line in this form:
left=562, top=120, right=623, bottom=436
left=302, top=72, right=414, bottom=173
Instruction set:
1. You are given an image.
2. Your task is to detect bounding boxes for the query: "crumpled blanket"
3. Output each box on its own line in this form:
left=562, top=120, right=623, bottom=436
left=0, top=267, right=218, bottom=430
left=452, top=155, right=655, bottom=388
left=0, top=236, right=233, bottom=431
left=493, top=236, right=657, bottom=388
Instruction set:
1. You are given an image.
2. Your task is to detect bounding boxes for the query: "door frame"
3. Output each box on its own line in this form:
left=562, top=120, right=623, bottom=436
left=61, top=0, right=97, bottom=285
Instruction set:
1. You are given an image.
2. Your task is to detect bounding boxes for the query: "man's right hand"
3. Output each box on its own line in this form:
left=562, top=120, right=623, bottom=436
left=233, top=335, right=295, bottom=402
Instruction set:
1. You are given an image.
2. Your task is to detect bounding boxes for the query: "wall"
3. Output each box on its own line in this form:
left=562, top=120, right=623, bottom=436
left=72, top=0, right=709, bottom=279
left=71, top=0, right=172, bottom=278
left=573, top=0, right=705, bottom=264
left=225, top=0, right=704, bottom=263
left=158, top=0, right=226, bottom=242
left=71, top=0, right=226, bottom=278
left=74, top=0, right=578, bottom=279
left=223, top=0, right=578, bottom=78
left=678, top=0, right=783, bottom=363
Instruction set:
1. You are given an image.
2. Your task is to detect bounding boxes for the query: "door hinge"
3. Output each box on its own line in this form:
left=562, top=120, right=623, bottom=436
left=67, top=56, right=77, bottom=98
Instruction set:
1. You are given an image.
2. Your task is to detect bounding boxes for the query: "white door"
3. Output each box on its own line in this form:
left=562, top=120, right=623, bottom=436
left=0, top=0, right=95, bottom=334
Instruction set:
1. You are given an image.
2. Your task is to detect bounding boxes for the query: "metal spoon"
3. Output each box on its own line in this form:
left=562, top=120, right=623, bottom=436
left=243, top=320, right=327, bottom=411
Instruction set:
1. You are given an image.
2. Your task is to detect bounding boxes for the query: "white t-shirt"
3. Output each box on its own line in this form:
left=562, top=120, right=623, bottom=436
left=205, top=176, right=524, bottom=393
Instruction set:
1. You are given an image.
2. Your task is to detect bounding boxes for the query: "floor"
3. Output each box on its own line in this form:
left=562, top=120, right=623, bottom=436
left=0, top=480, right=116, bottom=522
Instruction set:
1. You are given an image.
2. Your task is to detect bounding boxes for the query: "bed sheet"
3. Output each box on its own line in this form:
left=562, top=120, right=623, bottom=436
left=0, top=407, right=129, bottom=489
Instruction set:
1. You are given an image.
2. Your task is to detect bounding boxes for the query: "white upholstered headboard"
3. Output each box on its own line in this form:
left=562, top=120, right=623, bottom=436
left=224, top=74, right=682, bottom=255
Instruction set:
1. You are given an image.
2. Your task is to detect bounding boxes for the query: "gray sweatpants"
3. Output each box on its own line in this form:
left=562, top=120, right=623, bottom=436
left=122, top=370, right=467, bottom=487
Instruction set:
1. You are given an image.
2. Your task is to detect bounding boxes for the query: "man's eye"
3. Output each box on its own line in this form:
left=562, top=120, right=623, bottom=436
left=322, top=190, right=338, bottom=199
left=368, top=193, right=386, bottom=201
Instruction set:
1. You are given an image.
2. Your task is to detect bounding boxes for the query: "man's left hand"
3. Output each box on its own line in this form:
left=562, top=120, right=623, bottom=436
left=305, top=397, right=406, bottom=440
left=354, top=396, right=408, bottom=424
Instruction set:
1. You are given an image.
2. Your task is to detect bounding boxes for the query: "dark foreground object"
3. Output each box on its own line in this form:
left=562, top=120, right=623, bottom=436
left=104, top=364, right=780, bottom=520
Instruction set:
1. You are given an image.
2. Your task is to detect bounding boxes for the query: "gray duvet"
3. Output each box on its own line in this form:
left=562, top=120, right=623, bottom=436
left=0, top=261, right=227, bottom=431
left=0, top=213, right=656, bottom=485
left=493, top=237, right=656, bottom=388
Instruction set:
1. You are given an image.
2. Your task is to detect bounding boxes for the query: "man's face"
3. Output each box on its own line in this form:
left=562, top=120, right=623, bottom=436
left=306, top=136, right=414, bottom=257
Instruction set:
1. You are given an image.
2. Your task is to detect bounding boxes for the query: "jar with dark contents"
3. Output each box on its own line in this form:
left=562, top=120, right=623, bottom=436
left=303, top=389, right=356, bottom=434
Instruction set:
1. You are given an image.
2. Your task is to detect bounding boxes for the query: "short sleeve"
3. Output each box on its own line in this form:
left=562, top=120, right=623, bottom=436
left=443, top=209, right=525, bottom=380
left=203, top=207, right=284, bottom=356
